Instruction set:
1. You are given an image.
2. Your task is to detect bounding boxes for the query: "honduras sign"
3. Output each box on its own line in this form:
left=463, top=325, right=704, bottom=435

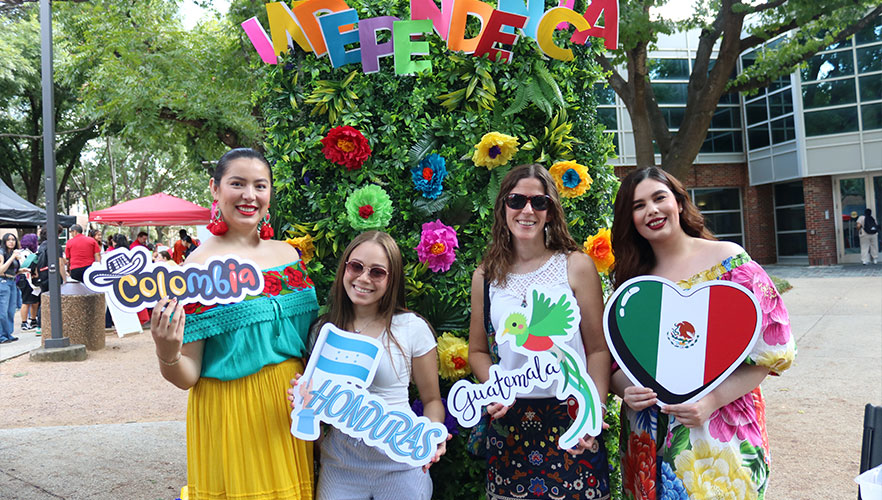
left=291, top=324, right=448, bottom=467
left=604, top=276, right=762, bottom=406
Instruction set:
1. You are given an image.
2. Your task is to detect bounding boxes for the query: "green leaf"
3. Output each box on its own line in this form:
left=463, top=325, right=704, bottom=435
left=413, top=192, right=451, bottom=216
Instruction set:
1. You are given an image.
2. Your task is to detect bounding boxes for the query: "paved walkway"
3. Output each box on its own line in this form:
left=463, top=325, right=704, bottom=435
left=0, top=267, right=880, bottom=499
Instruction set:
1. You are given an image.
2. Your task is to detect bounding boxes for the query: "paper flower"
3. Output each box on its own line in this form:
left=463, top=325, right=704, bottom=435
left=285, top=234, right=315, bottom=264
left=320, top=125, right=372, bottom=170
left=472, top=132, right=519, bottom=168
left=411, top=153, right=448, bottom=199
left=345, top=185, right=393, bottom=230
left=583, top=228, right=614, bottom=274
left=549, top=161, right=592, bottom=198
left=412, top=398, right=459, bottom=435
left=437, top=332, right=470, bottom=380
left=415, top=220, right=458, bottom=272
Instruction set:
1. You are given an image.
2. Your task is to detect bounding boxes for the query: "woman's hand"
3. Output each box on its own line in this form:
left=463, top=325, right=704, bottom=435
left=487, top=402, right=511, bottom=420
left=422, top=434, right=452, bottom=473
left=623, top=386, right=658, bottom=412
left=150, top=297, right=185, bottom=364
left=660, top=398, right=714, bottom=428
left=287, top=373, right=313, bottom=409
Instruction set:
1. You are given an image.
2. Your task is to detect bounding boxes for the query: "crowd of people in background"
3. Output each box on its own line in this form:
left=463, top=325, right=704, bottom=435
left=0, top=224, right=201, bottom=342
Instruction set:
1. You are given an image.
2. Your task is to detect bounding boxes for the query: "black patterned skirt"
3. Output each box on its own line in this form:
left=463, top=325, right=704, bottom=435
left=485, top=397, right=610, bottom=500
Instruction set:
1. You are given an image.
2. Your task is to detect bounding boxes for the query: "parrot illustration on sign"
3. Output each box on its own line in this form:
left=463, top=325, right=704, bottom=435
left=498, top=288, right=602, bottom=448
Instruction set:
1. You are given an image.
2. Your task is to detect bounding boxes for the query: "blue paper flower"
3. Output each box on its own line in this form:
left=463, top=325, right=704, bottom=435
left=411, top=153, right=448, bottom=199
left=411, top=398, right=459, bottom=435
left=562, top=168, right=582, bottom=188
left=660, top=462, right=689, bottom=500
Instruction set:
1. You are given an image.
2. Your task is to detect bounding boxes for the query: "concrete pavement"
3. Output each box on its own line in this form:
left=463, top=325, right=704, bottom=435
left=0, top=264, right=880, bottom=499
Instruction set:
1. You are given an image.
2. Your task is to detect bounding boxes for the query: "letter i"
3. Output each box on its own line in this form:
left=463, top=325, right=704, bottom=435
left=229, top=263, right=238, bottom=294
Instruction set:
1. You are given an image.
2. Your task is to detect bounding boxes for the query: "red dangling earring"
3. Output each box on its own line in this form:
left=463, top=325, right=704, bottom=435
left=258, top=210, right=274, bottom=240
left=207, top=200, right=228, bottom=236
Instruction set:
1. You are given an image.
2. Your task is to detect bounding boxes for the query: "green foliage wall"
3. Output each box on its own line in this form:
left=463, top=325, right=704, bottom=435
left=255, top=1, right=619, bottom=497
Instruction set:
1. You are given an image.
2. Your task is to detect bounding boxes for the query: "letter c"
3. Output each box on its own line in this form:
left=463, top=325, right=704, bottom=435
left=536, top=7, right=590, bottom=61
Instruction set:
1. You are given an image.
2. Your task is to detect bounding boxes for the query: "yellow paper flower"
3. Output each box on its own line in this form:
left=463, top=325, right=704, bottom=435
left=285, top=234, right=315, bottom=264
left=549, top=161, right=592, bottom=198
left=437, top=332, right=470, bottom=380
left=583, top=228, right=614, bottom=274
left=472, top=132, right=519, bottom=169
left=674, top=439, right=758, bottom=500
left=754, top=343, right=795, bottom=374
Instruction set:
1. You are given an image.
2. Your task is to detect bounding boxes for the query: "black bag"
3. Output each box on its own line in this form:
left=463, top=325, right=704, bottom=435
left=864, top=214, right=879, bottom=235
left=35, top=241, right=50, bottom=291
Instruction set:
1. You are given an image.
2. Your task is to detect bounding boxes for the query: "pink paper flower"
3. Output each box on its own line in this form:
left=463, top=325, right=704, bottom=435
left=708, top=392, right=763, bottom=447
left=416, top=220, right=458, bottom=272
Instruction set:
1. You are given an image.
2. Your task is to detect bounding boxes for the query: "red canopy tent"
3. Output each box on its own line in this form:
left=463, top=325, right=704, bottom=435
left=89, top=193, right=210, bottom=226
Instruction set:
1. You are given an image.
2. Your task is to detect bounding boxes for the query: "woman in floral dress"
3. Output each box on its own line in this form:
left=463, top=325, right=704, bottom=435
left=609, top=167, right=796, bottom=500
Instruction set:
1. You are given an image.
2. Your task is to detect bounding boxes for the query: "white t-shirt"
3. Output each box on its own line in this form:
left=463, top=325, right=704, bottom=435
left=368, top=312, right=437, bottom=409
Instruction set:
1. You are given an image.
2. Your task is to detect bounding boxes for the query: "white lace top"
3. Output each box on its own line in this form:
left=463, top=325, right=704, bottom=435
left=488, top=252, right=587, bottom=398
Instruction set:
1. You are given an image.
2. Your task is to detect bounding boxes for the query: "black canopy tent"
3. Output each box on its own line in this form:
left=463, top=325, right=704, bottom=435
left=0, top=180, right=75, bottom=228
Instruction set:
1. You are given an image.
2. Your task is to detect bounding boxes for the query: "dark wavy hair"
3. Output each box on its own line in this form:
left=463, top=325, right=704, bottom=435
left=213, top=148, right=272, bottom=185
left=481, top=164, right=579, bottom=286
left=611, top=167, right=714, bottom=289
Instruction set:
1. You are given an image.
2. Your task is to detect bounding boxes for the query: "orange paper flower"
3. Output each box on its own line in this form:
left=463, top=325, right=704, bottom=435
left=583, top=228, right=614, bottom=274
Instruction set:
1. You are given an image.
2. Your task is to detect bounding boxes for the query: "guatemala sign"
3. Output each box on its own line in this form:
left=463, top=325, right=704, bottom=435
left=290, top=323, right=449, bottom=467
left=447, top=286, right=602, bottom=450
left=242, top=0, right=619, bottom=73
left=82, top=246, right=264, bottom=312
left=603, top=276, right=762, bottom=406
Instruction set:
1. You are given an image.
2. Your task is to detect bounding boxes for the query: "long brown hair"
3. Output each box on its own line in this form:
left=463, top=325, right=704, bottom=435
left=321, top=231, right=408, bottom=357
left=482, top=164, right=580, bottom=286
left=611, top=167, right=715, bottom=289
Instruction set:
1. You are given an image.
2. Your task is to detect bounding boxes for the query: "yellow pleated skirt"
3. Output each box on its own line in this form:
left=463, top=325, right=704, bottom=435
left=184, top=358, right=314, bottom=500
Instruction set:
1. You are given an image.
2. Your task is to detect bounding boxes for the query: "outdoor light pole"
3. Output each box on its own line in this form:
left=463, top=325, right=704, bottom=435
left=41, top=0, right=68, bottom=348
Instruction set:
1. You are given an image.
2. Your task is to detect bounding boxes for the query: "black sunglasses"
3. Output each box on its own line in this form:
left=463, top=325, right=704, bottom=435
left=345, top=261, right=388, bottom=281
left=505, top=193, right=551, bottom=211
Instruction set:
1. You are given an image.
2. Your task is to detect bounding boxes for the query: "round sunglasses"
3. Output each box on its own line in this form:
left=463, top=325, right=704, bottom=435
left=505, top=193, right=551, bottom=211
left=344, top=260, right=388, bottom=281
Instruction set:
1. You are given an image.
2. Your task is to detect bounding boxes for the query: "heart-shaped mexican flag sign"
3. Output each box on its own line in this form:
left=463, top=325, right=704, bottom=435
left=604, top=276, right=761, bottom=405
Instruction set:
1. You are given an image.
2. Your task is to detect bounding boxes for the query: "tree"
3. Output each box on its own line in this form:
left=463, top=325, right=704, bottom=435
left=601, top=0, right=882, bottom=179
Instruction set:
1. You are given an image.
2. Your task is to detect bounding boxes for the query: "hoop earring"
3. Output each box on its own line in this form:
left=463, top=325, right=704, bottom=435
left=259, top=208, right=274, bottom=240
left=207, top=200, right=228, bottom=236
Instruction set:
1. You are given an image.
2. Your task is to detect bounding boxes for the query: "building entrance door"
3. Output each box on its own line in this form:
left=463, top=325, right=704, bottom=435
left=835, top=173, right=882, bottom=263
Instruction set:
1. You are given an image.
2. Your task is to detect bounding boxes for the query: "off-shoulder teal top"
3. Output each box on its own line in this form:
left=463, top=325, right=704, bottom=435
left=182, top=260, right=318, bottom=381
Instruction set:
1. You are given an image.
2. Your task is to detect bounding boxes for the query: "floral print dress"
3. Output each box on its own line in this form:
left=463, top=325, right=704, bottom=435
left=619, top=253, right=796, bottom=500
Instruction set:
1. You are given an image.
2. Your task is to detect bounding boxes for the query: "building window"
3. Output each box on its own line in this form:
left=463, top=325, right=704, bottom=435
left=594, top=84, right=618, bottom=155
left=804, top=106, right=860, bottom=136
left=774, top=181, right=807, bottom=257
left=690, top=188, right=744, bottom=245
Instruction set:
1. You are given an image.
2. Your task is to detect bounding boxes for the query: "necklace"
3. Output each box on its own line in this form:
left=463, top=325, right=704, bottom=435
left=352, top=317, right=381, bottom=334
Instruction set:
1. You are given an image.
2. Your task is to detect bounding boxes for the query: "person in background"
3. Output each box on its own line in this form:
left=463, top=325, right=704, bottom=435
left=34, top=227, right=67, bottom=335
left=0, top=233, right=22, bottom=343
left=155, top=250, right=174, bottom=263
left=130, top=231, right=149, bottom=250
left=64, top=224, right=101, bottom=282
left=111, top=234, right=129, bottom=252
left=88, top=229, right=105, bottom=251
left=856, top=208, right=879, bottom=265
left=173, top=230, right=200, bottom=264
left=18, top=233, right=40, bottom=331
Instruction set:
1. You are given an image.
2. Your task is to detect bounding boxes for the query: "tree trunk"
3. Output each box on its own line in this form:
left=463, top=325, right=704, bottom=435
left=623, top=42, right=657, bottom=168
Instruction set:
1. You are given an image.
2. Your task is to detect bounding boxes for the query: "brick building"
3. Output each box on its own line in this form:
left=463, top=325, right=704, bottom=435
left=602, top=19, right=881, bottom=265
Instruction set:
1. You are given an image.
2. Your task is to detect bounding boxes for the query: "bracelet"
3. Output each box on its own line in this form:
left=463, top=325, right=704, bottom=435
left=157, top=351, right=182, bottom=367
left=600, top=403, right=608, bottom=413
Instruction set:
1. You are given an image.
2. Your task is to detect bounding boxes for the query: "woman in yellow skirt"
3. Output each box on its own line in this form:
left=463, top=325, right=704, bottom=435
left=151, top=148, right=318, bottom=500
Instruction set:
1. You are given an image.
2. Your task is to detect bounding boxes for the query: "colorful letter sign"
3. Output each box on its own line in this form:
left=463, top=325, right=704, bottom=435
left=291, top=324, right=449, bottom=467
left=82, top=247, right=264, bottom=313
left=603, top=276, right=762, bottom=406
left=447, top=287, right=602, bottom=450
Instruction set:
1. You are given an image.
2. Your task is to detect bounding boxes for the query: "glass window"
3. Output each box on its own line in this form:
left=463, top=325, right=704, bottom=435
left=863, top=103, right=882, bottom=130
left=594, top=84, right=616, bottom=105
left=746, top=98, right=768, bottom=124
left=718, top=91, right=739, bottom=105
left=800, top=50, right=855, bottom=81
left=774, top=180, right=804, bottom=206
left=777, top=232, right=808, bottom=256
left=802, top=79, right=857, bottom=109
left=769, top=74, right=791, bottom=93
left=856, top=17, right=882, bottom=45
left=710, top=106, right=741, bottom=129
left=660, top=107, right=686, bottom=130
left=704, top=212, right=743, bottom=236
left=857, top=45, right=882, bottom=73
left=775, top=206, right=807, bottom=231
left=768, top=90, right=793, bottom=118
left=649, top=59, right=690, bottom=80
left=771, top=116, right=796, bottom=144
left=596, top=107, right=617, bottom=130
left=741, top=49, right=757, bottom=70
left=693, top=188, right=741, bottom=210
left=748, top=124, right=771, bottom=149
left=804, top=106, right=859, bottom=136
left=859, top=74, right=882, bottom=102
left=652, top=83, right=689, bottom=104
left=700, top=131, right=743, bottom=153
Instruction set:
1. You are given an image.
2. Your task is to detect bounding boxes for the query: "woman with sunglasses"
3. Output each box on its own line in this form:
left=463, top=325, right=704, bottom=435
left=291, top=230, right=447, bottom=500
left=149, top=148, right=319, bottom=500
left=468, top=164, right=611, bottom=500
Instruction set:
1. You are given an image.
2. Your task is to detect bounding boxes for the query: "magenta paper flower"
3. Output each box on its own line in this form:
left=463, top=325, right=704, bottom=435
left=416, top=220, right=458, bottom=272
left=708, top=393, right=763, bottom=447
left=726, top=261, right=791, bottom=345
